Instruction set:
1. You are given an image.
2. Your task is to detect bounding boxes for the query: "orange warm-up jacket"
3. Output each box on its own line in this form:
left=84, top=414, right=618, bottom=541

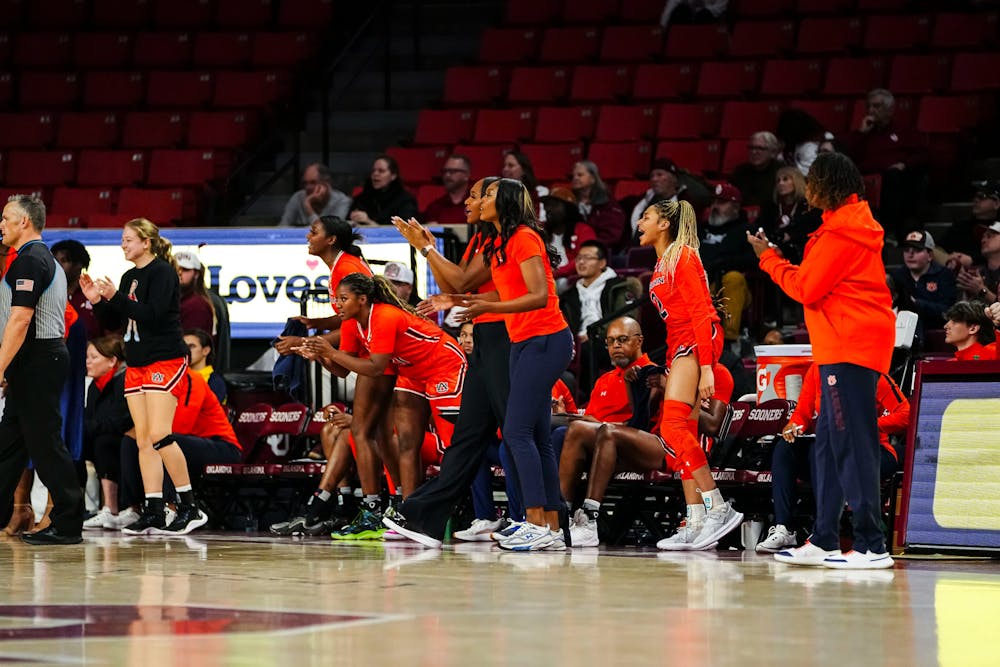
left=758, top=196, right=895, bottom=373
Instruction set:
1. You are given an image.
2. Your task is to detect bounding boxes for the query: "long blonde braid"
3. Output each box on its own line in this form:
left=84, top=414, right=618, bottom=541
left=654, top=200, right=700, bottom=277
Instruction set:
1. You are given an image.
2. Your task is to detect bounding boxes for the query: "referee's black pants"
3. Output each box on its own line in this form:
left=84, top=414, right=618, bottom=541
left=0, top=340, right=83, bottom=535
left=398, top=321, right=511, bottom=541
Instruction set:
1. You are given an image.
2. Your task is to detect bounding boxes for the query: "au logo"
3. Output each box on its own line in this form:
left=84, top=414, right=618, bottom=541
left=151, top=372, right=165, bottom=383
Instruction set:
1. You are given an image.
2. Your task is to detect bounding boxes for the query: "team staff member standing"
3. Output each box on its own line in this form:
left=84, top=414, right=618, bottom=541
left=0, top=195, right=84, bottom=545
left=748, top=152, right=897, bottom=570
left=80, top=218, right=206, bottom=535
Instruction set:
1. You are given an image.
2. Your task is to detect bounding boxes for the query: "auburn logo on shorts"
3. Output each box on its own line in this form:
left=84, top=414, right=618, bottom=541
left=827, top=374, right=837, bottom=386
left=151, top=372, right=164, bottom=383
left=435, top=382, right=448, bottom=393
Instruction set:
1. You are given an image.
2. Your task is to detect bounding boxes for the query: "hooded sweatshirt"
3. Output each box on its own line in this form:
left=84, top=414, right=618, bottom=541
left=576, top=266, right=618, bottom=335
left=759, top=196, right=895, bottom=372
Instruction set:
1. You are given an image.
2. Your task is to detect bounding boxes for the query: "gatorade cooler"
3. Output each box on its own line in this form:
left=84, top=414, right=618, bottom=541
left=755, top=344, right=812, bottom=403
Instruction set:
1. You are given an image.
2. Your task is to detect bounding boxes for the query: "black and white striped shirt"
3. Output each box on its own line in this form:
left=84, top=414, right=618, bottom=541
left=0, top=239, right=66, bottom=341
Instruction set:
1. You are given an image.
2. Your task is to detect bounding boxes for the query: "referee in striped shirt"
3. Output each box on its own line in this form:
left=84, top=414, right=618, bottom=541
left=0, top=195, right=83, bottom=544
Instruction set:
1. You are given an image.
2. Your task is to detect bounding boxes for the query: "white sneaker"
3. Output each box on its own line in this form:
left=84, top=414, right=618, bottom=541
left=656, top=522, right=702, bottom=551
left=755, top=524, right=797, bottom=553
left=382, top=529, right=407, bottom=541
left=568, top=509, right=599, bottom=548
left=689, top=501, right=743, bottom=550
left=83, top=508, right=114, bottom=530
left=113, top=507, right=140, bottom=530
left=490, top=520, right=522, bottom=542
left=454, top=518, right=503, bottom=542
left=543, top=529, right=567, bottom=551
left=774, top=541, right=841, bottom=566
left=822, top=550, right=894, bottom=570
left=497, top=522, right=554, bottom=551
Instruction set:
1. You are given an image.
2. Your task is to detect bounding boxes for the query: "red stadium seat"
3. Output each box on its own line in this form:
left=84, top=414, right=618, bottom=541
left=385, top=146, right=450, bottom=185
left=789, top=99, right=850, bottom=134
left=795, top=0, right=852, bottom=13
left=57, top=112, right=120, bottom=149
left=731, top=0, right=793, bottom=16
left=718, top=101, right=784, bottom=139
left=77, top=150, right=147, bottom=187
left=51, top=187, right=115, bottom=216
left=13, top=33, right=73, bottom=69
left=561, top=0, right=619, bottom=24
left=863, top=14, right=931, bottom=52
left=916, top=96, right=983, bottom=134
left=539, top=27, right=600, bottom=64
left=586, top=142, right=651, bottom=179
left=213, top=70, right=288, bottom=107
left=216, top=0, right=272, bottom=28
left=73, top=33, right=134, bottom=69
left=147, top=71, right=213, bottom=108
left=517, top=143, right=583, bottom=182
left=796, top=17, right=864, bottom=53
left=600, top=25, right=663, bottom=62
left=507, top=66, right=570, bottom=104
left=153, top=0, right=215, bottom=29
left=594, top=105, right=657, bottom=142
left=0, top=113, right=55, bottom=149
left=664, top=24, right=729, bottom=60
left=631, top=63, right=697, bottom=101
left=18, top=72, right=80, bottom=108
left=656, top=140, right=721, bottom=175
left=46, top=214, right=86, bottom=228
left=5, top=151, right=76, bottom=186
left=83, top=72, right=145, bottom=109
left=533, top=106, right=596, bottom=143
left=613, top=179, right=650, bottom=201
left=655, top=102, right=722, bottom=139
left=193, top=32, right=252, bottom=67
left=118, top=187, right=191, bottom=223
left=133, top=32, right=194, bottom=68
left=721, top=140, right=748, bottom=175
left=0, top=34, right=9, bottom=66
left=188, top=111, right=257, bottom=148
left=570, top=65, right=631, bottom=103
left=278, top=0, right=333, bottom=29
left=453, top=144, right=516, bottom=179
left=86, top=213, right=133, bottom=228
left=930, top=12, right=998, bottom=50
left=696, top=61, right=759, bottom=97
left=147, top=149, right=223, bottom=186
left=26, top=0, right=87, bottom=28
left=729, top=20, right=795, bottom=57
left=950, top=53, right=1000, bottom=92
left=479, top=28, right=540, bottom=64
left=0, top=71, right=9, bottom=108
left=823, top=57, right=886, bottom=96
left=620, top=0, right=666, bottom=22
left=505, top=0, right=560, bottom=25
left=759, top=59, right=823, bottom=97
left=442, top=66, right=505, bottom=106
left=888, top=54, right=950, bottom=95
left=251, top=32, right=318, bottom=67
left=416, top=184, right=446, bottom=214
left=473, top=108, right=535, bottom=144
left=121, top=112, right=186, bottom=148
left=231, top=403, right=273, bottom=453
left=92, top=0, right=153, bottom=28
left=414, top=109, right=476, bottom=146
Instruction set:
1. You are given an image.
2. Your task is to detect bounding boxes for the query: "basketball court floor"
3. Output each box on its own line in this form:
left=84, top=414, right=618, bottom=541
left=0, top=533, right=996, bottom=666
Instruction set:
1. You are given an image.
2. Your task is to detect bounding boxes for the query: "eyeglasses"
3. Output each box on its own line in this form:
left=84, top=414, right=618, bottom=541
left=605, top=334, right=642, bottom=347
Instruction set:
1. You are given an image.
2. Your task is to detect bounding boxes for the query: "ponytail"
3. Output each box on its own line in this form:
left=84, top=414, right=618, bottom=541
left=339, top=272, right=419, bottom=316
left=125, top=217, right=177, bottom=273
left=654, top=200, right=700, bottom=277
left=319, top=215, right=364, bottom=258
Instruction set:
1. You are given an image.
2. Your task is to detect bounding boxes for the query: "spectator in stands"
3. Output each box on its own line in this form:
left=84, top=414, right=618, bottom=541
left=382, top=260, right=421, bottom=306
left=749, top=151, right=897, bottom=569
left=889, top=230, right=957, bottom=330
left=756, top=363, right=909, bottom=553
left=986, top=301, right=1000, bottom=329
left=628, top=158, right=686, bottom=236
left=817, top=132, right=839, bottom=155
left=956, top=221, right=1000, bottom=304
left=944, top=300, right=997, bottom=361
left=571, top=161, right=628, bottom=254
left=841, top=88, right=926, bottom=241
left=542, top=187, right=597, bottom=285
left=936, top=180, right=998, bottom=269
left=51, top=239, right=104, bottom=340
left=731, top=132, right=782, bottom=208
left=559, top=241, right=626, bottom=343
left=759, top=166, right=823, bottom=265
left=174, top=250, right=215, bottom=340
left=81, top=335, right=135, bottom=531
left=660, top=0, right=728, bottom=29
left=422, top=155, right=471, bottom=224
left=349, top=154, right=419, bottom=226
left=502, top=150, right=546, bottom=210
left=700, top=183, right=756, bottom=344
left=278, top=163, right=351, bottom=228
left=183, top=329, right=226, bottom=404
left=776, top=109, right=826, bottom=177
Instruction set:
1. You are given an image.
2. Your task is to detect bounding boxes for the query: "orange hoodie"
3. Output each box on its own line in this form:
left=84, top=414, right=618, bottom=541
left=759, top=197, right=895, bottom=373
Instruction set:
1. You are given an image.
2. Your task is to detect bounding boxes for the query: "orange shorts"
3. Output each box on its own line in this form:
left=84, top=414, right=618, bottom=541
left=124, top=357, right=188, bottom=396
left=666, top=322, right=724, bottom=367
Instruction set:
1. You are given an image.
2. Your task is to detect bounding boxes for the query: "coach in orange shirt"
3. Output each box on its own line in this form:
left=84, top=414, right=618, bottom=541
left=748, top=152, right=896, bottom=570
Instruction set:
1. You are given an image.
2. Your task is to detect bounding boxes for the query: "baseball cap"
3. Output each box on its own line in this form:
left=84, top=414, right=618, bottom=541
left=174, top=250, right=202, bottom=270
left=977, top=221, right=1000, bottom=237
left=650, top=158, right=678, bottom=175
left=383, top=261, right=414, bottom=285
left=901, top=229, right=934, bottom=250
left=713, top=182, right=742, bottom=203
left=972, top=179, right=1000, bottom=200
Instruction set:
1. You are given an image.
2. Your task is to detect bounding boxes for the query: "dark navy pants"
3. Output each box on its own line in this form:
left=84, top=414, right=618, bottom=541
left=470, top=440, right=523, bottom=521
left=504, top=328, right=573, bottom=512
left=810, top=362, right=886, bottom=553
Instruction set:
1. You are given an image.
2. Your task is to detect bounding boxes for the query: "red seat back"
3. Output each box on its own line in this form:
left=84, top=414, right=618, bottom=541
left=232, top=403, right=273, bottom=460
left=479, top=28, right=539, bottom=64
left=414, top=109, right=476, bottom=146
left=0, top=113, right=55, bottom=149
left=632, top=63, right=697, bottom=101
left=473, top=108, right=535, bottom=144
left=133, top=32, right=193, bottom=68
left=594, top=104, right=656, bottom=142
left=570, top=64, right=632, bottom=103
left=518, top=142, right=583, bottom=182
left=539, top=27, right=600, bottom=64
left=77, top=150, right=147, bottom=187
left=655, top=102, right=721, bottom=139
left=51, top=187, right=115, bottom=216
left=193, top=32, right=252, bottom=68
left=507, top=66, right=569, bottom=105
left=83, top=72, right=145, bottom=109
left=6, top=151, right=75, bottom=186
left=121, top=112, right=186, bottom=149
left=534, top=106, right=596, bottom=144
left=586, top=141, right=651, bottom=180
left=57, top=112, right=120, bottom=149
left=74, top=33, right=134, bottom=69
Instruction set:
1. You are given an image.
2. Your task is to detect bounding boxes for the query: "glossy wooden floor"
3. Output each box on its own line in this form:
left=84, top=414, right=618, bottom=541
left=0, top=533, right=997, bottom=666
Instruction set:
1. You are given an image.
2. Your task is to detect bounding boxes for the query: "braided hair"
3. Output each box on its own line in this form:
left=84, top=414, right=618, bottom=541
left=652, top=199, right=700, bottom=278
left=338, top=272, right=418, bottom=316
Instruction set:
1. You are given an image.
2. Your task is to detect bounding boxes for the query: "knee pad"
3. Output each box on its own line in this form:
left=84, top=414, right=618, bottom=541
left=152, top=434, right=177, bottom=451
left=660, top=401, right=707, bottom=477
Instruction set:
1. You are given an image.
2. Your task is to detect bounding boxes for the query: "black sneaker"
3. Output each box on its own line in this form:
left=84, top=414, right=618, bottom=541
left=381, top=506, right=441, bottom=548
left=21, top=526, right=83, bottom=545
left=331, top=507, right=385, bottom=541
left=269, top=515, right=308, bottom=536
left=122, top=506, right=167, bottom=535
left=160, top=504, right=208, bottom=536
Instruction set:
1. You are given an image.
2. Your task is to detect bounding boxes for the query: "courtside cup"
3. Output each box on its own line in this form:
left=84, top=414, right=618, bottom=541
left=755, top=344, right=812, bottom=403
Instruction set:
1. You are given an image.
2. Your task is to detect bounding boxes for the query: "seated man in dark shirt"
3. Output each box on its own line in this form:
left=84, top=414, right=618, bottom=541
left=699, top=183, right=756, bottom=343
left=937, top=180, right=999, bottom=270
left=889, top=230, right=956, bottom=330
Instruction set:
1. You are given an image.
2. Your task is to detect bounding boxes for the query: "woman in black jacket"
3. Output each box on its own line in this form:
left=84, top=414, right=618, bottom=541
left=81, top=335, right=134, bottom=531
left=348, top=154, right=419, bottom=225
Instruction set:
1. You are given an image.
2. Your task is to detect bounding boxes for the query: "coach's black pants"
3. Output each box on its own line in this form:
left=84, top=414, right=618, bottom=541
left=399, top=321, right=511, bottom=540
left=120, top=434, right=242, bottom=507
left=0, top=340, right=83, bottom=535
